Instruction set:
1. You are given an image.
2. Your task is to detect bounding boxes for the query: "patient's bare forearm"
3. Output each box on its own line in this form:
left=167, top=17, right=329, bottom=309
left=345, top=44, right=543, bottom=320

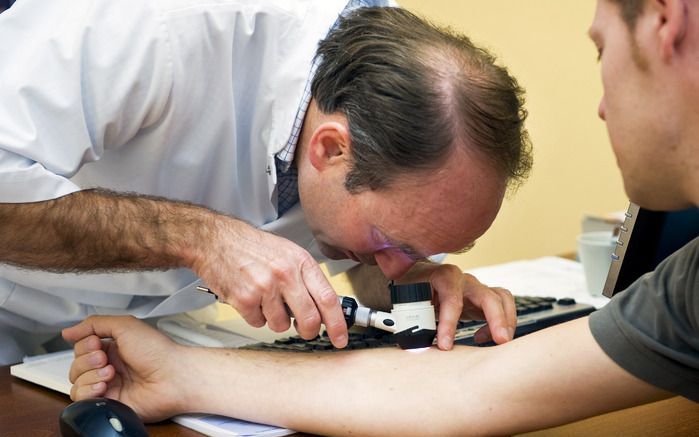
left=178, top=318, right=669, bottom=436
left=0, top=189, right=226, bottom=272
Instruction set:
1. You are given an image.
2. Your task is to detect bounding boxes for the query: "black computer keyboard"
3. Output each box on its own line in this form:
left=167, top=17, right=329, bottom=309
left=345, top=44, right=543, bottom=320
left=239, top=295, right=596, bottom=352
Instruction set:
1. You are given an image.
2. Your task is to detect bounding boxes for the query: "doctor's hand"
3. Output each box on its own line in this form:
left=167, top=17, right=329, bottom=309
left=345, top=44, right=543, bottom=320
left=427, top=263, right=516, bottom=350
left=62, top=316, right=187, bottom=423
left=190, top=218, right=349, bottom=348
left=349, top=262, right=517, bottom=350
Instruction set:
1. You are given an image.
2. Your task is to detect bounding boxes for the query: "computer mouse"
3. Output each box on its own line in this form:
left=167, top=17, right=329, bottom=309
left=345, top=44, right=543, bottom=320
left=59, top=397, right=149, bottom=437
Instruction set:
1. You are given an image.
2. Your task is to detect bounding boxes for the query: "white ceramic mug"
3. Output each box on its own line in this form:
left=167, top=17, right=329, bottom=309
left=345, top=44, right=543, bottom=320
left=577, top=231, right=618, bottom=295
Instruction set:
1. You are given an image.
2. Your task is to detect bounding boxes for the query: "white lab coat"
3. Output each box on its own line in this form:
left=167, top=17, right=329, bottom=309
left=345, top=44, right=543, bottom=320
left=0, top=0, right=366, bottom=352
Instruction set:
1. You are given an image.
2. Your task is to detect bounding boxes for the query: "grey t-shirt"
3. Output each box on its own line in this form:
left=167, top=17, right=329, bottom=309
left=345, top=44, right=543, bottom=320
left=589, top=236, right=699, bottom=402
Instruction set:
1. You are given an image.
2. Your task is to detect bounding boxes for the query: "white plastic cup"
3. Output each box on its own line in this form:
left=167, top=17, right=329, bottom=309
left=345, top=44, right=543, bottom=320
left=577, top=231, right=617, bottom=296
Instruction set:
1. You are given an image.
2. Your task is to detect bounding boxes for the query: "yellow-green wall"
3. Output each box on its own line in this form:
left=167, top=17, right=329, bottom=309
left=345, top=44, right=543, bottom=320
left=398, top=0, right=629, bottom=268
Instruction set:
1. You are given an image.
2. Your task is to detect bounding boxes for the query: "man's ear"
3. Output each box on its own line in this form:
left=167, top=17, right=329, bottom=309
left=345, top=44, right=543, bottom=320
left=307, top=121, right=351, bottom=171
left=654, top=0, right=688, bottom=61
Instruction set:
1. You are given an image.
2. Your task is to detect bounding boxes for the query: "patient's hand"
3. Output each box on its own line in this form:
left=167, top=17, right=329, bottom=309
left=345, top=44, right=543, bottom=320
left=62, top=315, right=188, bottom=422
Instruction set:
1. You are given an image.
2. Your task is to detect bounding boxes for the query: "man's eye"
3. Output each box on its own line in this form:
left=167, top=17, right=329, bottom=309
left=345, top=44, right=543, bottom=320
left=596, top=47, right=603, bottom=62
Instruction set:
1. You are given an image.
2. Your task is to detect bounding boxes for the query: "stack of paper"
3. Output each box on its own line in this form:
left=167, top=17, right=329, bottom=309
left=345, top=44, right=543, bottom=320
left=466, top=256, right=609, bottom=309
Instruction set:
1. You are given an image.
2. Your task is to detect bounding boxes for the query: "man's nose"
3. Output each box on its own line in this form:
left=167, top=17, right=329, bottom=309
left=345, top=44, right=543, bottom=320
left=373, top=249, right=415, bottom=280
left=598, top=96, right=606, bottom=120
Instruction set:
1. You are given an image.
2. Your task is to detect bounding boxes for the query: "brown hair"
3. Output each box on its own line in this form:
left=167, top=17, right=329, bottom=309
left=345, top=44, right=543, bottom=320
left=608, top=0, right=647, bottom=30
left=607, top=0, right=649, bottom=69
left=312, top=7, right=532, bottom=193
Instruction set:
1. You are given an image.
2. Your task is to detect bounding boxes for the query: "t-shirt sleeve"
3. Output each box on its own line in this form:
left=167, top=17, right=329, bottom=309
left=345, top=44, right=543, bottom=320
left=589, top=237, right=699, bottom=401
left=0, top=0, right=172, bottom=203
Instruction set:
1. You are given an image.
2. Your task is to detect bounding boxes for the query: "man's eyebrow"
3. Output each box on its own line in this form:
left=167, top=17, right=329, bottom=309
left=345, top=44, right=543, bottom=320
left=396, top=242, right=426, bottom=261
left=387, top=237, right=475, bottom=260
left=587, top=26, right=600, bottom=42
left=383, top=235, right=427, bottom=261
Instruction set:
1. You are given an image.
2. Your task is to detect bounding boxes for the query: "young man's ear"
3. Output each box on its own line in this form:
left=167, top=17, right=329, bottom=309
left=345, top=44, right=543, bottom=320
left=654, top=0, right=688, bottom=61
left=307, top=121, right=351, bottom=171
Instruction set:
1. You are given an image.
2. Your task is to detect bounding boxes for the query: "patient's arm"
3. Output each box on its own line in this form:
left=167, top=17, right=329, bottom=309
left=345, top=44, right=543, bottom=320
left=64, top=316, right=669, bottom=436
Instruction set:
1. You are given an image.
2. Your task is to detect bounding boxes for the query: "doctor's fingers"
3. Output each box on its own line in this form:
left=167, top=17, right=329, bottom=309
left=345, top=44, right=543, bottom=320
left=226, top=290, right=267, bottom=328
left=260, top=293, right=292, bottom=333
left=283, top=287, right=323, bottom=340
left=473, top=286, right=516, bottom=344
left=70, top=365, right=114, bottom=401
left=300, top=260, right=348, bottom=349
left=434, top=289, right=464, bottom=351
left=493, top=287, right=517, bottom=336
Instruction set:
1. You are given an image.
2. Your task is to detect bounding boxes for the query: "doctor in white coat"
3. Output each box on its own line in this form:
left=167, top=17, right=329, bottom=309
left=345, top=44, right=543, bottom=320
left=0, top=0, right=530, bottom=364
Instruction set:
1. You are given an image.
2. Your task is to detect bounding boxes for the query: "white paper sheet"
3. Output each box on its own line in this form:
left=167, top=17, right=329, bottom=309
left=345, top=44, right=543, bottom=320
left=465, top=256, right=610, bottom=309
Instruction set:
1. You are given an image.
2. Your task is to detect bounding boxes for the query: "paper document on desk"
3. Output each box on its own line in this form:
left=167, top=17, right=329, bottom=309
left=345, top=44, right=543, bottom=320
left=465, top=256, right=610, bottom=309
left=10, top=349, right=73, bottom=394
left=173, top=414, right=293, bottom=437
left=10, top=349, right=295, bottom=436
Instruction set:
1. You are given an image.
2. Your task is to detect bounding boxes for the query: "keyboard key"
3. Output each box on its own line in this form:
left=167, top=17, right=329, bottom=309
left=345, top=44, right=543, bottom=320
left=557, top=298, right=576, bottom=305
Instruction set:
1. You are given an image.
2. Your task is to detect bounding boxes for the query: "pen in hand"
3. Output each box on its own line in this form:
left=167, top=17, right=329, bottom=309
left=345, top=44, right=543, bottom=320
left=196, top=285, right=218, bottom=299
left=195, top=285, right=396, bottom=334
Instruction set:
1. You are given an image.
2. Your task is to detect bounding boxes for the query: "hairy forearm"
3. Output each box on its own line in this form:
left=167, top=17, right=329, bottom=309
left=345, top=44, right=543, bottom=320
left=0, top=189, right=234, bottom=272
left=178, top=318, right=669, bottom=436
left=182, top=345, right=482, bottom=436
